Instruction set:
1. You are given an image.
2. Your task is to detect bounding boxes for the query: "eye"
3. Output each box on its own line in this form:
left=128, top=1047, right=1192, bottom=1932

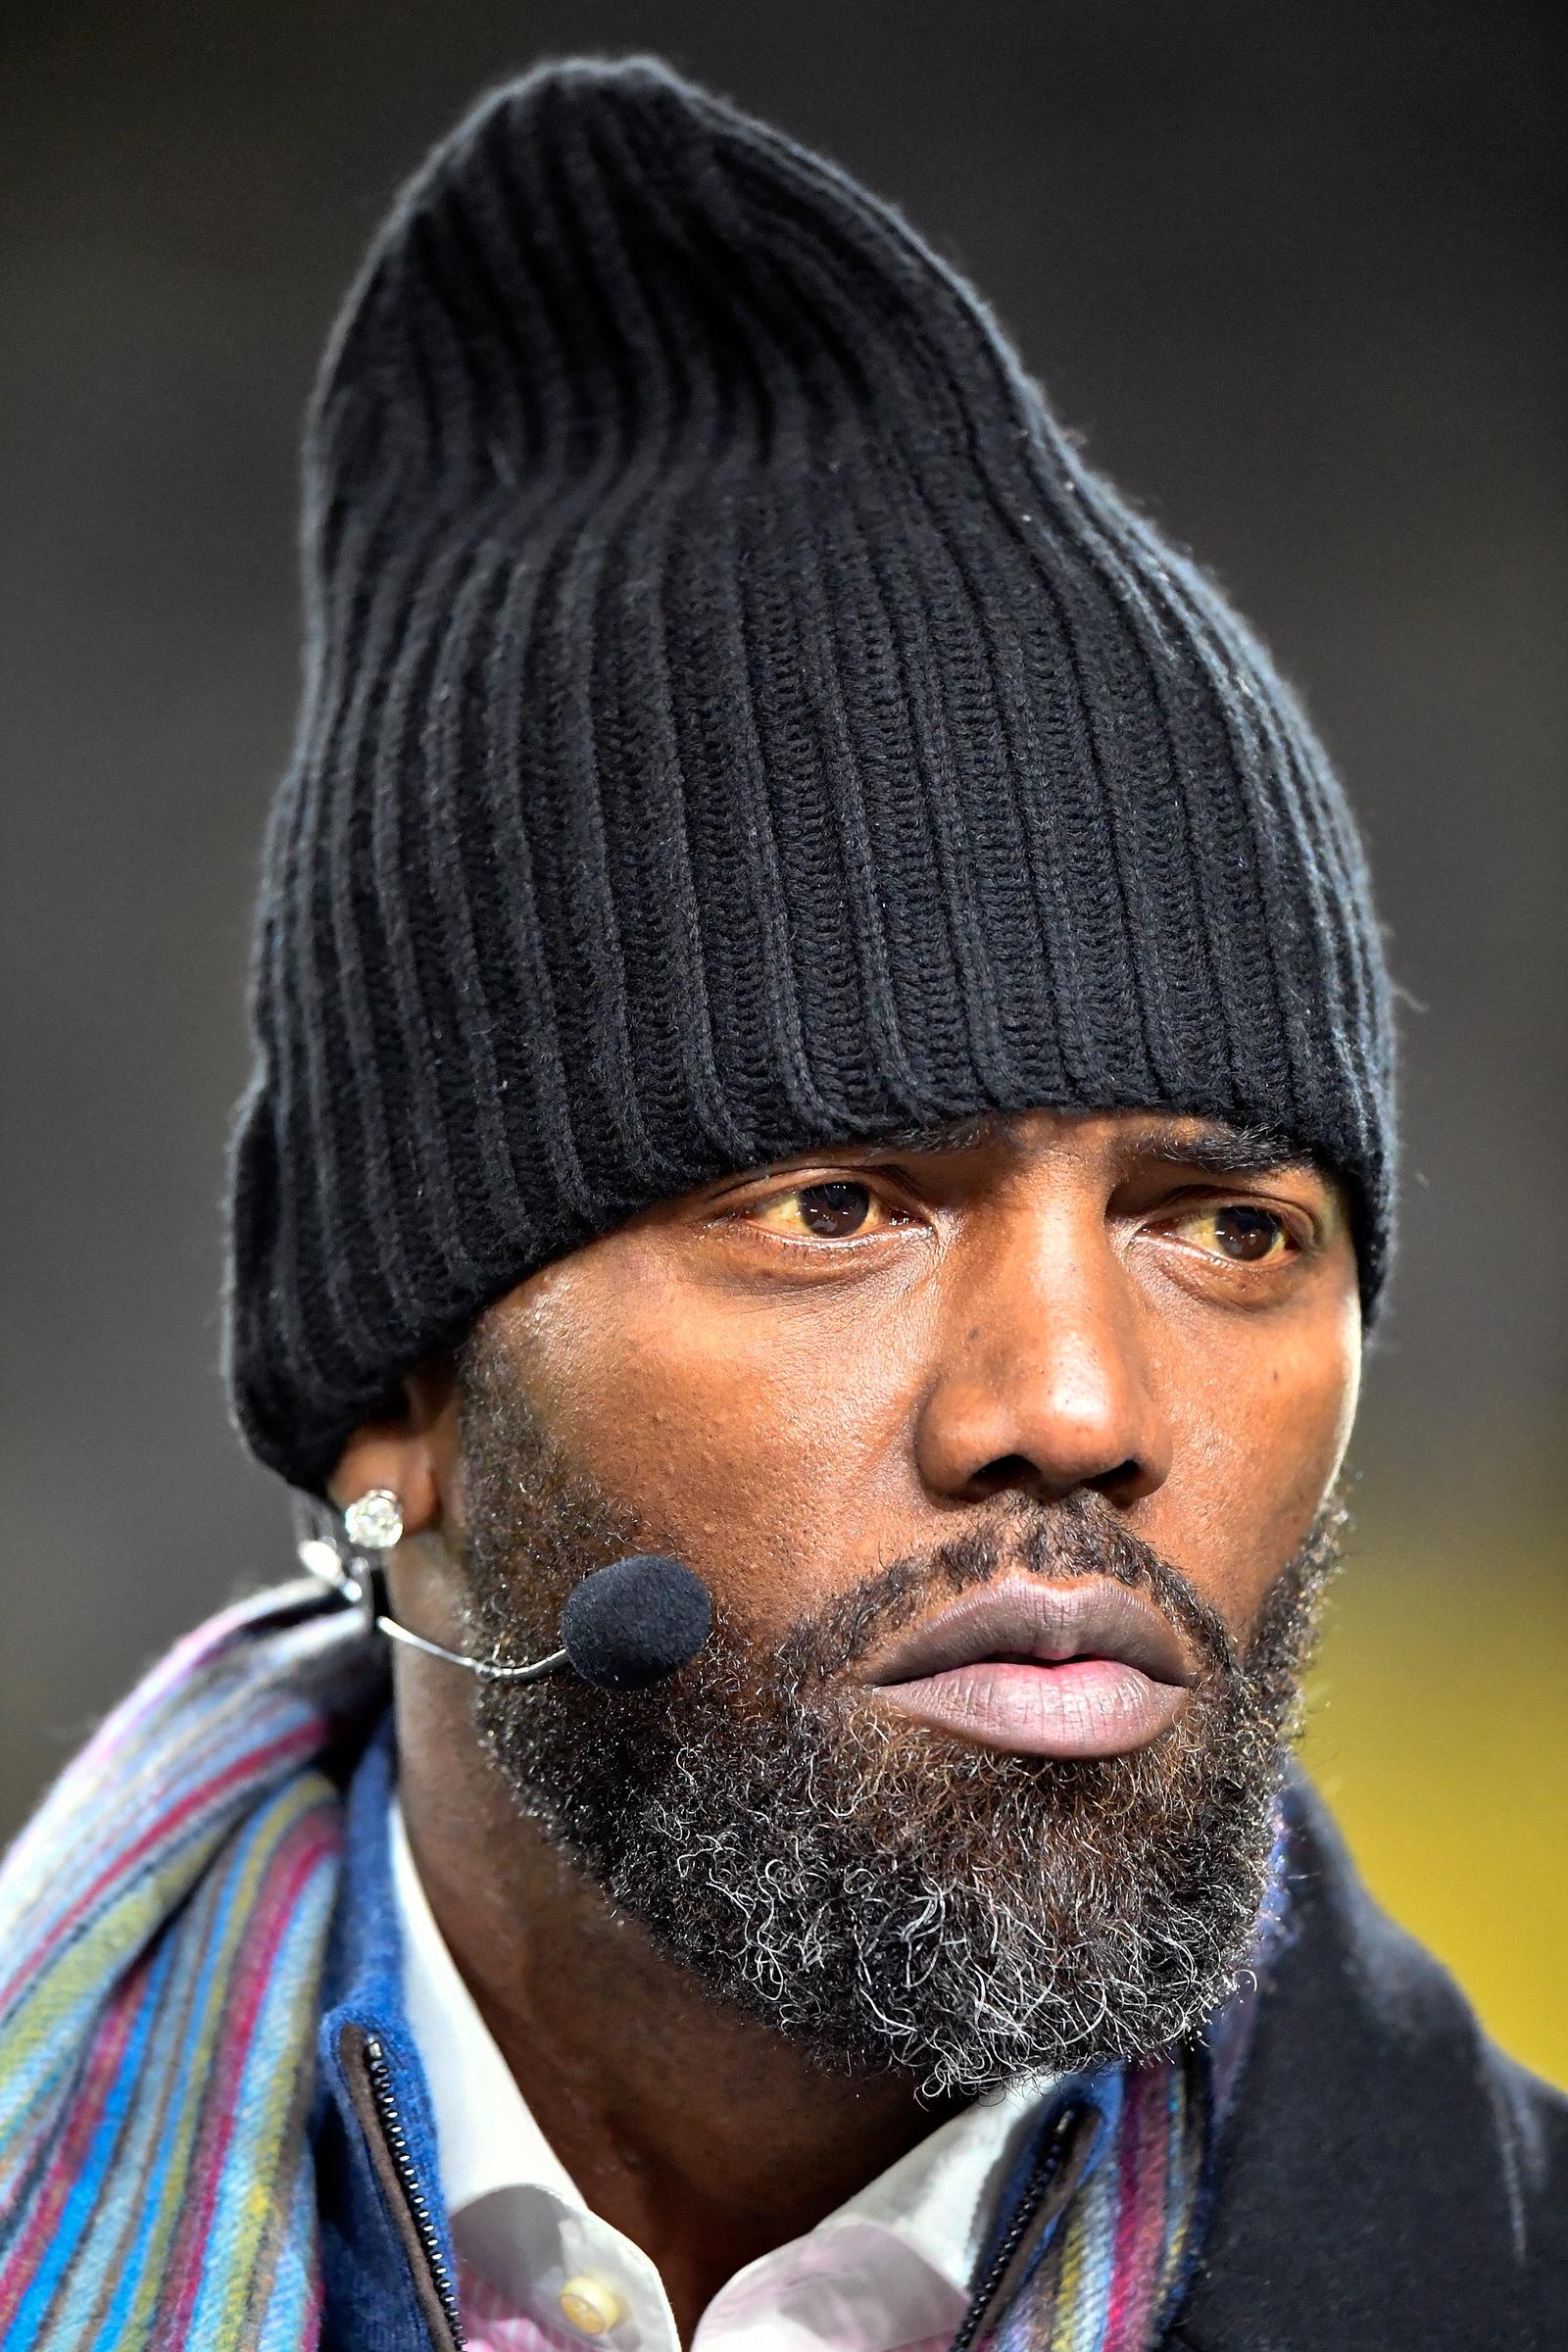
left=1167, top=1202, right=1296, bottom=1264
left=743, top=1180, right=906, bottom=1241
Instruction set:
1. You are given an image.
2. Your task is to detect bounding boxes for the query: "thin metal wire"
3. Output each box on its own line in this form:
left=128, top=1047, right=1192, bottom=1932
left=291, top=1496, right=570, bottom=1683
left=376, top=1616, right=569, bottom=1682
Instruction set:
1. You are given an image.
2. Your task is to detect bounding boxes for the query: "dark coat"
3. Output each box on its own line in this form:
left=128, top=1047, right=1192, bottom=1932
left=1164, top=1779, right=1568, bottom=2350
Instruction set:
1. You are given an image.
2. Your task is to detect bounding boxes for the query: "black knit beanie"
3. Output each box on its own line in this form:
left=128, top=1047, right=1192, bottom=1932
left=226, top=56, right=1396, bottom=1493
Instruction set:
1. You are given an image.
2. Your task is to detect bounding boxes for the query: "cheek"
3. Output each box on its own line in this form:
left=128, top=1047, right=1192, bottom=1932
left=1153, top=1283, right=1361, bottom=1637
left=498, top=1247, right=925, bottom=1637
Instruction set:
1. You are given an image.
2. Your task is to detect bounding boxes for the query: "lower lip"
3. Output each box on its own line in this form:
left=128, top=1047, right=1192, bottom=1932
left=868, top=1659, right=1190, bottom=1758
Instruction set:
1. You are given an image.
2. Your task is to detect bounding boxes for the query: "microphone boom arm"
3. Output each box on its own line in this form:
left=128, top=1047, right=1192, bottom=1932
left=292, top=1498, right=711, bottom=1693
left=294, top=1526, right=571, bottom=1683
left=378, top=1616, right=569, bottom=1683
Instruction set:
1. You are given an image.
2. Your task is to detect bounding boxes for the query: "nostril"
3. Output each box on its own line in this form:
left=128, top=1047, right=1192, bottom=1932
left=962, top=1454, right=1152, bottom=1504
left=1092, top=1457, right=1154, bottom=1503
left=965, top=1453, right=1043, bottom=1497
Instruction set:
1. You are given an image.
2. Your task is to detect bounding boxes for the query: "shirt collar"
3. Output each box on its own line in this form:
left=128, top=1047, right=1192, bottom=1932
left=389, top=1789, right=583, bottom=2216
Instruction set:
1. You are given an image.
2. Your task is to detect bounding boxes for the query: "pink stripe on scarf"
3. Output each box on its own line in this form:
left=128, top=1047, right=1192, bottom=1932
left=0, top=1952, right=147, bottom=2303
left=0, top=1725, right=319, bottom=2017
left=1102, top=2064, right=1172, bottom=2349
left=156, top=1809, right=339, bottom=2341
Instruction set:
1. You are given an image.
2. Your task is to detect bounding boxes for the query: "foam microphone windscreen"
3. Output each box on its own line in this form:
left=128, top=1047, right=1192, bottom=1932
left=560, top=1554, right=712, bottom=1692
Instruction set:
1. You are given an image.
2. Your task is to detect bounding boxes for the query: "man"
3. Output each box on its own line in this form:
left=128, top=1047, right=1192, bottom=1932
left=0, top=53, right=1561, bottom=2352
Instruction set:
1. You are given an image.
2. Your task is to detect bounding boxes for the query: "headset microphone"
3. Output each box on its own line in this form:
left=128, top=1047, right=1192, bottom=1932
left=558, top=1552, right=712, bottom=1690
left=296, top=1494, right=711, bottom=1693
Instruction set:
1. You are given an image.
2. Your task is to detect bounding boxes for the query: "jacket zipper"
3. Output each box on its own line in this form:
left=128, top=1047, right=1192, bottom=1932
left=948, top=2100, right=1084, bottom=2351
left=362, top=2033, right=467, bottom=2348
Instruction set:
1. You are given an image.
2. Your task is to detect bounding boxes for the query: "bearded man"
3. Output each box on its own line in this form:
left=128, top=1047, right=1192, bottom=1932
left=1, top=55, right=1561, bottom=2352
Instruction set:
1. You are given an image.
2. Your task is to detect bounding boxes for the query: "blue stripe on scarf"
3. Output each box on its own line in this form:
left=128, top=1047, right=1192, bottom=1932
left=7, top=1930, right=179, bottom=2349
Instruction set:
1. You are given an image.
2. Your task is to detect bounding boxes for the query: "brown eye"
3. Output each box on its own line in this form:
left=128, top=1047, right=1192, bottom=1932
left=1147, top=1198, right=1301, bottom=1273
left=744, top=1179, right=905, bottom=1241
left=793, top=1182, right=875, bottom=1237
left=1209, top=1204, right=1289, bottom=1261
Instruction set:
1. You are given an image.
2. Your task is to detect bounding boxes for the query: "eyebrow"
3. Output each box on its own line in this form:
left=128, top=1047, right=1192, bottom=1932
left=834, top=1111, right=1310, bottom=1176
left=1112, top=1118, right=1311, bottom=1177
left=835, top=1113, right=1000, bottom=1158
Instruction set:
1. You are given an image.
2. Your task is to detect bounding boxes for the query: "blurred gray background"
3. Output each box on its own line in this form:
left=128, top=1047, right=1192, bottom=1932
left=3, top=0, right=1563, bottom=1848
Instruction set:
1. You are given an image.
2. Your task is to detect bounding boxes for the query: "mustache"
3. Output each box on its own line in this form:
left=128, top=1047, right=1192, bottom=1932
left=771, top=1491, right=1240, bottom=1689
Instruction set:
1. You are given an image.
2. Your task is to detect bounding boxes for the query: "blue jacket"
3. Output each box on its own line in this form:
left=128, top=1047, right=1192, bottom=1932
left=313, top=1729, right=467, bottom=2350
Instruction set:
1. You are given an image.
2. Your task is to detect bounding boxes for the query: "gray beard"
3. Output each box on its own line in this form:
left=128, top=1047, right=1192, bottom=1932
left=455, top=1329, right=1343, bottom=2099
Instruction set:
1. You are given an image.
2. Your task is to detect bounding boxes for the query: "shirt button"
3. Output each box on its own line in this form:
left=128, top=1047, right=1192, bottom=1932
left=558, top=2275, right=625, bottom=2336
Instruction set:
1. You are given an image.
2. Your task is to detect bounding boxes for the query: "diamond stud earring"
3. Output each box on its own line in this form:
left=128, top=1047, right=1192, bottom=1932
left=342, top=1488, right=405, bottom=1552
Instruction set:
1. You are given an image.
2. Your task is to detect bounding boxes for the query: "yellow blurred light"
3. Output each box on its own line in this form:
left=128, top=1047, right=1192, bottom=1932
left=1300, top=1543, right=1568, bottom=2089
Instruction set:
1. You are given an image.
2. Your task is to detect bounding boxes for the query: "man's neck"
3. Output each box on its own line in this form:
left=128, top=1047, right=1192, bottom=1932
left=394, top=1666, right=960, bottom=2338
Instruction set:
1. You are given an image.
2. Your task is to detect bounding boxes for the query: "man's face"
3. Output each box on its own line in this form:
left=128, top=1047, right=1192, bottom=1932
left=429, top=1106, right=1361, bottom=2093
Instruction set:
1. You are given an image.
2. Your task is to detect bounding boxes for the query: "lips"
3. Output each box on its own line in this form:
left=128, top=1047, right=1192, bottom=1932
left=858, top=1575, right=1196, bottom=1760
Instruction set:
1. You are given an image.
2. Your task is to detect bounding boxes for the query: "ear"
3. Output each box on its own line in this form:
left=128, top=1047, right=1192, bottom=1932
left=328, top=1353, right=462, bottom=1540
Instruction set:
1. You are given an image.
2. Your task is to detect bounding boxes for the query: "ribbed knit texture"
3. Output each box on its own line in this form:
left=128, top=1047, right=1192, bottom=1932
left=226, top=55, right=1396, bottom=1491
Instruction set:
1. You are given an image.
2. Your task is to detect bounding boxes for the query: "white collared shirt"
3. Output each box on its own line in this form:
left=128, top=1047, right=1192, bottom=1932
left=389, top=1796, right=1048, bottom=2352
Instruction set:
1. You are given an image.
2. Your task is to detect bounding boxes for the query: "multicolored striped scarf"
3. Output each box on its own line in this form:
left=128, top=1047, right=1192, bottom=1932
left=0, top=1585, right=384, bottom=2349
left=968, top=2052, right=1215, bottom=2352
left=0, top=1585, right=1254, bottom=2352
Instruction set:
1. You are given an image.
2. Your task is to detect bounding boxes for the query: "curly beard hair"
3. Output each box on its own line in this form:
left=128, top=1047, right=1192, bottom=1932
left=455, top=1328, right=1344, bottom=2099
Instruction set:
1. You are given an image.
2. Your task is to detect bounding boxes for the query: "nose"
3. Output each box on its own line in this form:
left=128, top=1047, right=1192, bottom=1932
left=911, top=1212, right=1172, bottom=1509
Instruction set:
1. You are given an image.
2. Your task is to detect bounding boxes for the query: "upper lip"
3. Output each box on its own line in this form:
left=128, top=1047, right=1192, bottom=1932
left=858, top=1575, right=1197, bottom=1690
